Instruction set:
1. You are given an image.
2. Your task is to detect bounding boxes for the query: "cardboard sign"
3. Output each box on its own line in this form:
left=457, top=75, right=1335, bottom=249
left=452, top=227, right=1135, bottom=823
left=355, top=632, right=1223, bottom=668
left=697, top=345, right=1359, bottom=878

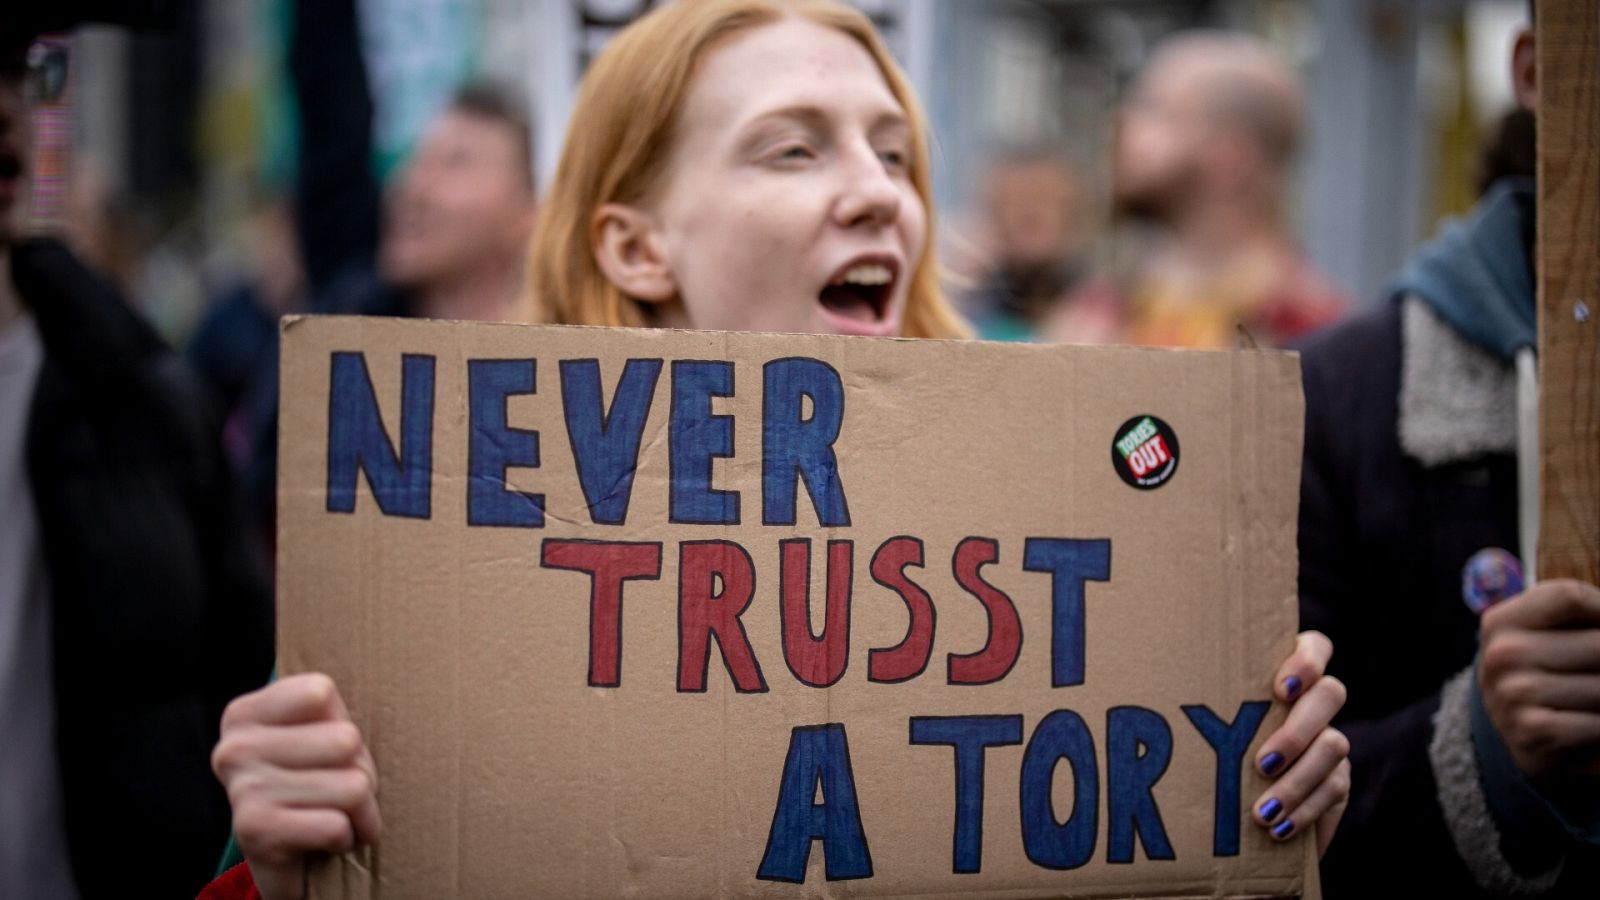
left=277, top=316, right=1311, bottom=898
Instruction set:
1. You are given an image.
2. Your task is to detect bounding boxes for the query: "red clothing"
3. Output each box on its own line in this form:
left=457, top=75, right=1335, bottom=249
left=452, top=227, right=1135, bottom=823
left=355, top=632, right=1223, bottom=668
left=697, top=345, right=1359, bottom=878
left=1249, top=254, right=1351, bottom=345
left=1057, top=247, right=1350, bottom=349
left=197, top=863, right=260, bottom=900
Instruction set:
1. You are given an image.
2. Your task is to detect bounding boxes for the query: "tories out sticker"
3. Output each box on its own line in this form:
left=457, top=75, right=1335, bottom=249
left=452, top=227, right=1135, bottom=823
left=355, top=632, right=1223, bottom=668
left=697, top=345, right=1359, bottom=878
left=1112, top=414, right=1180, bottom=489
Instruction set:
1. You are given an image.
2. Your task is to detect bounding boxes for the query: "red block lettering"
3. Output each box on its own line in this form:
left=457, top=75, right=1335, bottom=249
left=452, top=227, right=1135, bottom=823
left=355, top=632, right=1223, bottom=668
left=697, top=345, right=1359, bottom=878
left=540, top=540, right=663, bottom=687
left=779, top=539, right=854, bottom=688
left=678, top=541, right=768, bottom=693
left=868, top=536, right=935, bottom=684
left=947, top=537, right=1022, bottom=685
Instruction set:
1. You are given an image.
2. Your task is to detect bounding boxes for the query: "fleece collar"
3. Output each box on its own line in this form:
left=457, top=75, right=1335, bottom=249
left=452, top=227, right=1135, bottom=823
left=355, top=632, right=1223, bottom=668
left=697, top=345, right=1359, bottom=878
left=1398, top=296, right=1517, bottom=467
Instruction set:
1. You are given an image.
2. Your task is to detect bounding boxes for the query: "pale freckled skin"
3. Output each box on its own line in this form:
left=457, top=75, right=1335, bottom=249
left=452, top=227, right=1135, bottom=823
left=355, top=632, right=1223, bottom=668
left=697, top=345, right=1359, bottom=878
left=646, top=16, right=925, bottom=336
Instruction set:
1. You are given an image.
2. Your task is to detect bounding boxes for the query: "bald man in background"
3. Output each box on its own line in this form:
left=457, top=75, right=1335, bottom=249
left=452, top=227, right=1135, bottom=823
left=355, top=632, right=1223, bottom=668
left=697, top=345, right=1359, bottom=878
left=1052, top=31, right=1348, bottom=348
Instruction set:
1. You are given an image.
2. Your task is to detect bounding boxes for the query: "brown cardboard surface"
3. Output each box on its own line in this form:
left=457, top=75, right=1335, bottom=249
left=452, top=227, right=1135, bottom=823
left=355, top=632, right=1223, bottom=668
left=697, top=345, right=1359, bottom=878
left=278, top=316, right=1307, bottom=899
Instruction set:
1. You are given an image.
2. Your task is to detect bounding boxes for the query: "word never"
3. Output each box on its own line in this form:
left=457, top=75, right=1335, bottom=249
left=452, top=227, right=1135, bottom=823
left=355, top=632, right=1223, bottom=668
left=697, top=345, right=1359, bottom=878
left=324, top=353, right=856, bottom=527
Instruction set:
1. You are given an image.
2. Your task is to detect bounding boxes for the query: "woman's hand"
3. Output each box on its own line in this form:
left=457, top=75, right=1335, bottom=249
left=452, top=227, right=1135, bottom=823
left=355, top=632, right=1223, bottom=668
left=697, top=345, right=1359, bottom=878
left=1249, top=631, right=1350, bottom=857
left=212, top=673, right=381, bottom=900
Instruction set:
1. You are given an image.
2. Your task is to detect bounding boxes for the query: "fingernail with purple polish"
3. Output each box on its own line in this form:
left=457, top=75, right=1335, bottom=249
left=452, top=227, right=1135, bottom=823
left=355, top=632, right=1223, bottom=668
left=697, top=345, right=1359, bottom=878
left=1258, top=798, right=1282, bottom=822
left=1260, top=751, right=1285, bottom=775
left=1283, top=675, right=1302, bottom=699
left=1272, top=819, right=1295, bottom=839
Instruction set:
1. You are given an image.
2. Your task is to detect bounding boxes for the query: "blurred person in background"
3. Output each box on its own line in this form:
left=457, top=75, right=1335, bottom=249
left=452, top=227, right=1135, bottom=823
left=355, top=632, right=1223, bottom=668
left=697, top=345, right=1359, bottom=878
left=1054, top=30, right=1348, bottom=349
left=1297, top=11, right=1599, bottom=896
left=187, top=198, right=305, bottom=475
left=60, top=154, right=144, bottom=294
left=0, top=8, right=274, bottom=898
left=227, top=82, right=538, bottom=541
left=1477, top=105, right=1535, bottom=196
left=955, top=146, right=1093, bottom=341
left=333, top=83, right=538, bottom=324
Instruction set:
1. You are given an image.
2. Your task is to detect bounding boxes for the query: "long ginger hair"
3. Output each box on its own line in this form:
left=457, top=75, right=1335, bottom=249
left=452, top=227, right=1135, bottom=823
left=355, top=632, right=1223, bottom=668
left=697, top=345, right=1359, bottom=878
left=524, top=0, right=969, bottom=339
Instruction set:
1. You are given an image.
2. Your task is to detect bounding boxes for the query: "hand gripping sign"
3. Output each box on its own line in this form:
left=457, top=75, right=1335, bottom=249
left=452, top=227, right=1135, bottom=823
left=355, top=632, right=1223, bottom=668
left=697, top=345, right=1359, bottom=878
left=276, top=316, right=1311, bottom=899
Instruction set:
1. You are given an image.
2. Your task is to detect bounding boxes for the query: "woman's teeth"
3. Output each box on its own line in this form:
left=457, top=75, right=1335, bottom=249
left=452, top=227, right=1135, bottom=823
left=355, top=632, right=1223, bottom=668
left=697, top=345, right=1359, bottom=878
left=832, top=263, right=893, bottom=286
left=820, top=261, right=895, bottom=326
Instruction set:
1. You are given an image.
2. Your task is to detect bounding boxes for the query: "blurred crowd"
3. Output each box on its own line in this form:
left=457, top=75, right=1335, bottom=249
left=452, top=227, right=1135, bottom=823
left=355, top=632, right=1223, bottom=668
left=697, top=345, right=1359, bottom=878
left=20, top=1, right=1538, bottom=357
left=3, top=1, right=1589, bottom=899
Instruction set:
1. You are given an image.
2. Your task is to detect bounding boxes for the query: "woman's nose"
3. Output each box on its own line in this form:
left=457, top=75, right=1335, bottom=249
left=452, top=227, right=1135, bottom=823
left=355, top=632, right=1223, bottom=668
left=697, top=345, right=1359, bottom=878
left=832, top=145, right=902, bottom=229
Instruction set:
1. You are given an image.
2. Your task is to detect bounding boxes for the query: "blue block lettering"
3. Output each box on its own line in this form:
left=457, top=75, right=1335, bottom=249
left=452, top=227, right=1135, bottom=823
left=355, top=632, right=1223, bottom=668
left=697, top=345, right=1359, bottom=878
left=1019, top=709, right=1099, bottom=870
left=762, top=358, right=850, bottom=527
left=669, top=361, right=739, bottom=524
left=1022, top=538, right=1112, bottom=687
left=467, top=359, right=543, bottom=527
left=757, top=724, right=874, bottom=882
left=326, top=352, right=434, bottom=518
left=909, top=715, right=1023, bottom=874
left=1106, top=706, right=1175, bottom=863
left=1182, top=701, right=1270, bottom=857
left=560, top=358, right=662, bottom=525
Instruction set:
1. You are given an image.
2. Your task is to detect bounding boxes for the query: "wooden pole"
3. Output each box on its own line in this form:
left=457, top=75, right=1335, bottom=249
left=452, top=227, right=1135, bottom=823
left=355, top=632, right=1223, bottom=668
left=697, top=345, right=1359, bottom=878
left=1536, top=0, right=1600, bottom=584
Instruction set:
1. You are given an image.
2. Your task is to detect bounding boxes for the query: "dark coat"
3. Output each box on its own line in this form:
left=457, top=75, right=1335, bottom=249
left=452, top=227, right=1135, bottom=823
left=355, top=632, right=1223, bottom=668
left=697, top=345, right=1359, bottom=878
left=1298, top=297, right=1597, bottom=897
left=15, top=238, right=274, bottom=899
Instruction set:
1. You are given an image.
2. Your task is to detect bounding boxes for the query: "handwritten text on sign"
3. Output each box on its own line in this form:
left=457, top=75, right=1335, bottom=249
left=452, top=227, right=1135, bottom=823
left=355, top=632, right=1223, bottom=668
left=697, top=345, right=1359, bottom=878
left=323, top=350, right=1272, bottom=881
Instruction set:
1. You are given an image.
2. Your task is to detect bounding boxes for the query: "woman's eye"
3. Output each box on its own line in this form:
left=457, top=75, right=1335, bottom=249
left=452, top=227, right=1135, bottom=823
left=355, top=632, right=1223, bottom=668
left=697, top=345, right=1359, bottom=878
left=878, top=148, right=908, bottom=170
left=774, top=144, right=814, bottom=162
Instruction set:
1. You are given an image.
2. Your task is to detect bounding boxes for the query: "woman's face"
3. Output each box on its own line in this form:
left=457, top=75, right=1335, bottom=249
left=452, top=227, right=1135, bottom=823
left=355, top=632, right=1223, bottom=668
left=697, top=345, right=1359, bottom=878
left=646, top=17, right=925, bottom=336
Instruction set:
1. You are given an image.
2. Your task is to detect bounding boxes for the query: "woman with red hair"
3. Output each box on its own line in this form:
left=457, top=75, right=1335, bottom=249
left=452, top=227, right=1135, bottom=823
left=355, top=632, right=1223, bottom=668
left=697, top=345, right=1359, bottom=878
left=203, top=4, right=1349, bottom=897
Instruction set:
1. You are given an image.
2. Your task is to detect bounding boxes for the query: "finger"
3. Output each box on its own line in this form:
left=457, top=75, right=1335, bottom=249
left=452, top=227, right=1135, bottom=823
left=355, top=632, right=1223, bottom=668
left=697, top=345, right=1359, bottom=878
left=1267, top=759, right=1344, bottom=845
left=1252, top=727, right=1349, bottom=830
left=1315, top=769, right=1350, bottom=858
left=349, top=783, right=383, bottom=846
left=1257, top=676, right=1346, bottom=776
left=1486, top=629, right=1600, bottom=674
left=1269, top=756, right=1350, bottom=843
left=1483, top=580, right=1600, bottom=631
left=346, top=740, right=382, bottom=842
left=234, top=803, right=358, bottom=863
left=229, top=766, right=376, bottom=814
left=1504, top=707, right=1600, bottom=759
left=213, top=720, right=367, bottom=777
left=1495, top=671, right=1600, bottom=712
left=355, top=741, right=380, bottom=795
left=1274, top=631, right=1333, bottom=702
left=222, top=673, right=349, bottom=731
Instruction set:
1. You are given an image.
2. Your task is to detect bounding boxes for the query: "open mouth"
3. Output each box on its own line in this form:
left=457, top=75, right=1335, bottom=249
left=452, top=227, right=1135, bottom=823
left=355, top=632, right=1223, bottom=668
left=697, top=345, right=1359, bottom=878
left=818, top=258, right=897, bottom=325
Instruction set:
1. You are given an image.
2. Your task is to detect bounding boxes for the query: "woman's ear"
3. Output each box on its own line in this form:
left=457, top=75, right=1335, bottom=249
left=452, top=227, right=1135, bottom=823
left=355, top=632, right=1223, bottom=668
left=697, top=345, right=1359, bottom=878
left=593, top=203, right=677, bottom=303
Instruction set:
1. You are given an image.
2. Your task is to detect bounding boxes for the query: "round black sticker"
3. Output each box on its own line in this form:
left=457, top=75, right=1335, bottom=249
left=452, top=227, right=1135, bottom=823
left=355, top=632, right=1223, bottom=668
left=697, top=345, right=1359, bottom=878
left=1111, top=415, right=1180, bottom=490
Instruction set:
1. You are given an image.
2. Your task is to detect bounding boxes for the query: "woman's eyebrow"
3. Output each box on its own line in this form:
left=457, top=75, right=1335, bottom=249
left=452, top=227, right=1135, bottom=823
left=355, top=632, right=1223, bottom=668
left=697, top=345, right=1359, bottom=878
left=730, top=106, right=828, bottom=159
left=742, top=102, right=909, bottom=134
left=741, top=104, right=831, bottom=134
left=870, top=114, right=912, bottom=139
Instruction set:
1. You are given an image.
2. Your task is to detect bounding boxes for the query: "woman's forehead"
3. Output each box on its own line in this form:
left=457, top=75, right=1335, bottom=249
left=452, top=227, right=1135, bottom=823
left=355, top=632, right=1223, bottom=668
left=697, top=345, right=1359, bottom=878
left=679, top=17, right=905, bottom=136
